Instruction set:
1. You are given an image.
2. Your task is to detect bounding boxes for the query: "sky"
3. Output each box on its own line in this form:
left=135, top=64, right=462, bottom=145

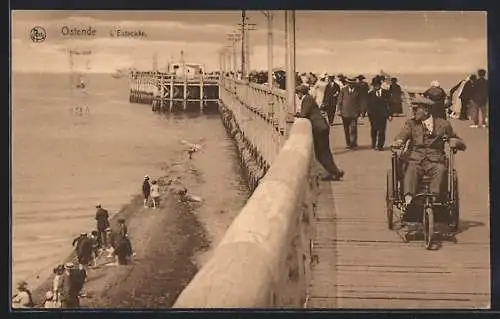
left=11, top=10, right=488, bottom=74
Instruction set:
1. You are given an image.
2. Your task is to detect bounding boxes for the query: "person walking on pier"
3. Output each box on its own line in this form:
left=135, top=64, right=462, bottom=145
left=469, top=69, right=488, bottom=128
left=142, top=175, right=151, bottom=208
left=367, top=78, right=392, bottom=151
left=388, top=77, right=404, bottom=116
left=95, top=204, right=110, bottom=249
left=336, top=78, right=362, bottom=149
left=295, top=85, right=344, bottom=181
left=423, top=81, right=447, bottom=119
left=322, top=74, right=340, bottom=126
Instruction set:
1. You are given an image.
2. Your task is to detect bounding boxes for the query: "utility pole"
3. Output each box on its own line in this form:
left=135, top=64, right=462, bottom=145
left=239, top=10, right=257, bottom=80
left=262, top=10, right=274, bottom=88
left=227, top=32, right=241, bottom=78
left=152, top=52, right=158, bottom=72
left=285, top=10, right=296, bottom=135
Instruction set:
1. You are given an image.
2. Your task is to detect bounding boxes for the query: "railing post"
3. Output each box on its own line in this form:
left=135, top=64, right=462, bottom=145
left=285, top=10, right=296, bottom=138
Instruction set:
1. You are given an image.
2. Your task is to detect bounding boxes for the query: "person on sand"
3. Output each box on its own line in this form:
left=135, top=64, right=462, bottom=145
left=95, top=204, right=110, bottom=249
left=117, top=218, right=135, bottom=257
left=12, top=280, right=34, bottom=309
left=72, top=232, right=87, bottom=252
left=88, top=231, right=100, bottom=267
left=51, top=264, right=64, bottom=308
left=142, top=175, right=151, bottom=208
left=150, top=180, right=161, bottom=209
left=76, top=233, right=94, bottom=269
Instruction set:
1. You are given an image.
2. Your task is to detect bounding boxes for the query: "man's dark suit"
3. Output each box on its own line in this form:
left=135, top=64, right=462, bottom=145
left=336, top=86, right=361, bottom=148
left=394, top=117, right=465, bottom=197
left=367, top=88, right=391, bottom=149
left=297, top=94, right=340, bottom=175
left=471, top=77, right=488, bottom=125
left=322, top=81, right=340, bottom=125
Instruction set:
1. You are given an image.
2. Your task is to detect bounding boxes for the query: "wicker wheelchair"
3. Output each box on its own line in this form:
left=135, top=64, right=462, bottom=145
left=386, top=137, right=460, bottom=249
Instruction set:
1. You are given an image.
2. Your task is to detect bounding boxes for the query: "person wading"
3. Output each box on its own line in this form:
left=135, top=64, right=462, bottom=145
left=294, top=84, right=344, bottom=181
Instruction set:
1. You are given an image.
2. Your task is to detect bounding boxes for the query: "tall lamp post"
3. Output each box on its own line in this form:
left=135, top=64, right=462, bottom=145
left=261, top=10, right=274, bottom=89
left=285, top=10, right=296, bottom=136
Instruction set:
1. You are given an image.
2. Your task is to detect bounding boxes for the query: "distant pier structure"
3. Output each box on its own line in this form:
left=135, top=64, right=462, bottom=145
left=129, top=54, right=220, bottom=113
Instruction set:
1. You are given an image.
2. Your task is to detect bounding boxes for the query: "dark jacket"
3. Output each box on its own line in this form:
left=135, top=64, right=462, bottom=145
left=450, top=79, right=475, bottom=100
left=423, top=86, right=447, bottom=105
left=472, top=77, right=488, bottom=105
left=296, top=94, right=329, bottom=132
left=95, top=208, right=109, bottom=230
left=322, top=82, right=340, bottom=107
left=395, top=117, right=466, bottom=163
left=367, top=88, right=391, bottom=121
left=336, top=86, right=362, bottom=118
left=389, top=83, right=403, bottom=104
left=142, top=180, right=151, bottom=195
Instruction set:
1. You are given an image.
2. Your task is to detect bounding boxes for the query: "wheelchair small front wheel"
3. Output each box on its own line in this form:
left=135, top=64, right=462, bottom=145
left=423, top=207, right=435, bottom=250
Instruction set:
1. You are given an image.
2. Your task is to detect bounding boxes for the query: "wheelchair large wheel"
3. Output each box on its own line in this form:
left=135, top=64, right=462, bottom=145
left=386, top=171, right=394, bottom=230
left=449, top=170, right=460, bottom=233
left=423, top=207, right=435, bottom=250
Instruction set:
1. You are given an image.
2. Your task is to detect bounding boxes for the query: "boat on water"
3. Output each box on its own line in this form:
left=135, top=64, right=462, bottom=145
left=112, top=68, right=134, bottom=79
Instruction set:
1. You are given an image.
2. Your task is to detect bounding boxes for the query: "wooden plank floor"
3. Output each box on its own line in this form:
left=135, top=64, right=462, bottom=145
left=308, top=117, right=490, bottom=309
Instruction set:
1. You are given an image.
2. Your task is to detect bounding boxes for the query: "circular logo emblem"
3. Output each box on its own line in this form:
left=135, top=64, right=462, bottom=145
left=30, top=26, right=46, bottom=43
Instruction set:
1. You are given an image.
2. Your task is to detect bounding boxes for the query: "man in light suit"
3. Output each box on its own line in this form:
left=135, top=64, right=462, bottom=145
left=392, top=96, right=466, bottom=207
left=336, top=78, right=362, bottom=149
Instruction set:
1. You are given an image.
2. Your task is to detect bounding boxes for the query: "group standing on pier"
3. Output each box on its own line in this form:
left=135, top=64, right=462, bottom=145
left=284, top=68, right=488, bottom=184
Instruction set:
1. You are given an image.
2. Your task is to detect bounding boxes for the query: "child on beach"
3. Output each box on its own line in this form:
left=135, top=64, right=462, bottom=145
left=150, top=180, right=160, bottom=209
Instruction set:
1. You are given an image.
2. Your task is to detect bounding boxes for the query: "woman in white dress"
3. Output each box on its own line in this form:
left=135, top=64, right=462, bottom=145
left=150, top=180, right=161, bottom=209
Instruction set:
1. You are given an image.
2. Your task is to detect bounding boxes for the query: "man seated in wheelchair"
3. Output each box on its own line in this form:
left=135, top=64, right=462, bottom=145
left=391, top=95, right=466, bottom=210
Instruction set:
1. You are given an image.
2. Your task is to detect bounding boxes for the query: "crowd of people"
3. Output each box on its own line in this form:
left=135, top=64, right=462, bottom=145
left=12, top=140, right=208, bottom=309
left=291, top=68, right=488, bottom=184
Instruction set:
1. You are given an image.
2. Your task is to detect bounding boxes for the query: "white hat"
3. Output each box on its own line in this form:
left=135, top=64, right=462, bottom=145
left=144, top=175, right=149, bottom=179
left=64, top=262, right=74, bottom=269
left=431, top=80, right=440, bottom=87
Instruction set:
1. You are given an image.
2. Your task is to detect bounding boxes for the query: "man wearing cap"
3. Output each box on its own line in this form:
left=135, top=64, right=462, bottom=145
left=95, top=204, right=110, bottom=249
left=295, top=84, right=344, bottom=181
left=391, top=95, right=466, bottom=208
left=336, top=78, right=362, bottom=149
left=142, top=175, right=151, bottom=208
left=322, top=74, right=340, bottom=125
left=12, top=280, right=34, bottom=308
